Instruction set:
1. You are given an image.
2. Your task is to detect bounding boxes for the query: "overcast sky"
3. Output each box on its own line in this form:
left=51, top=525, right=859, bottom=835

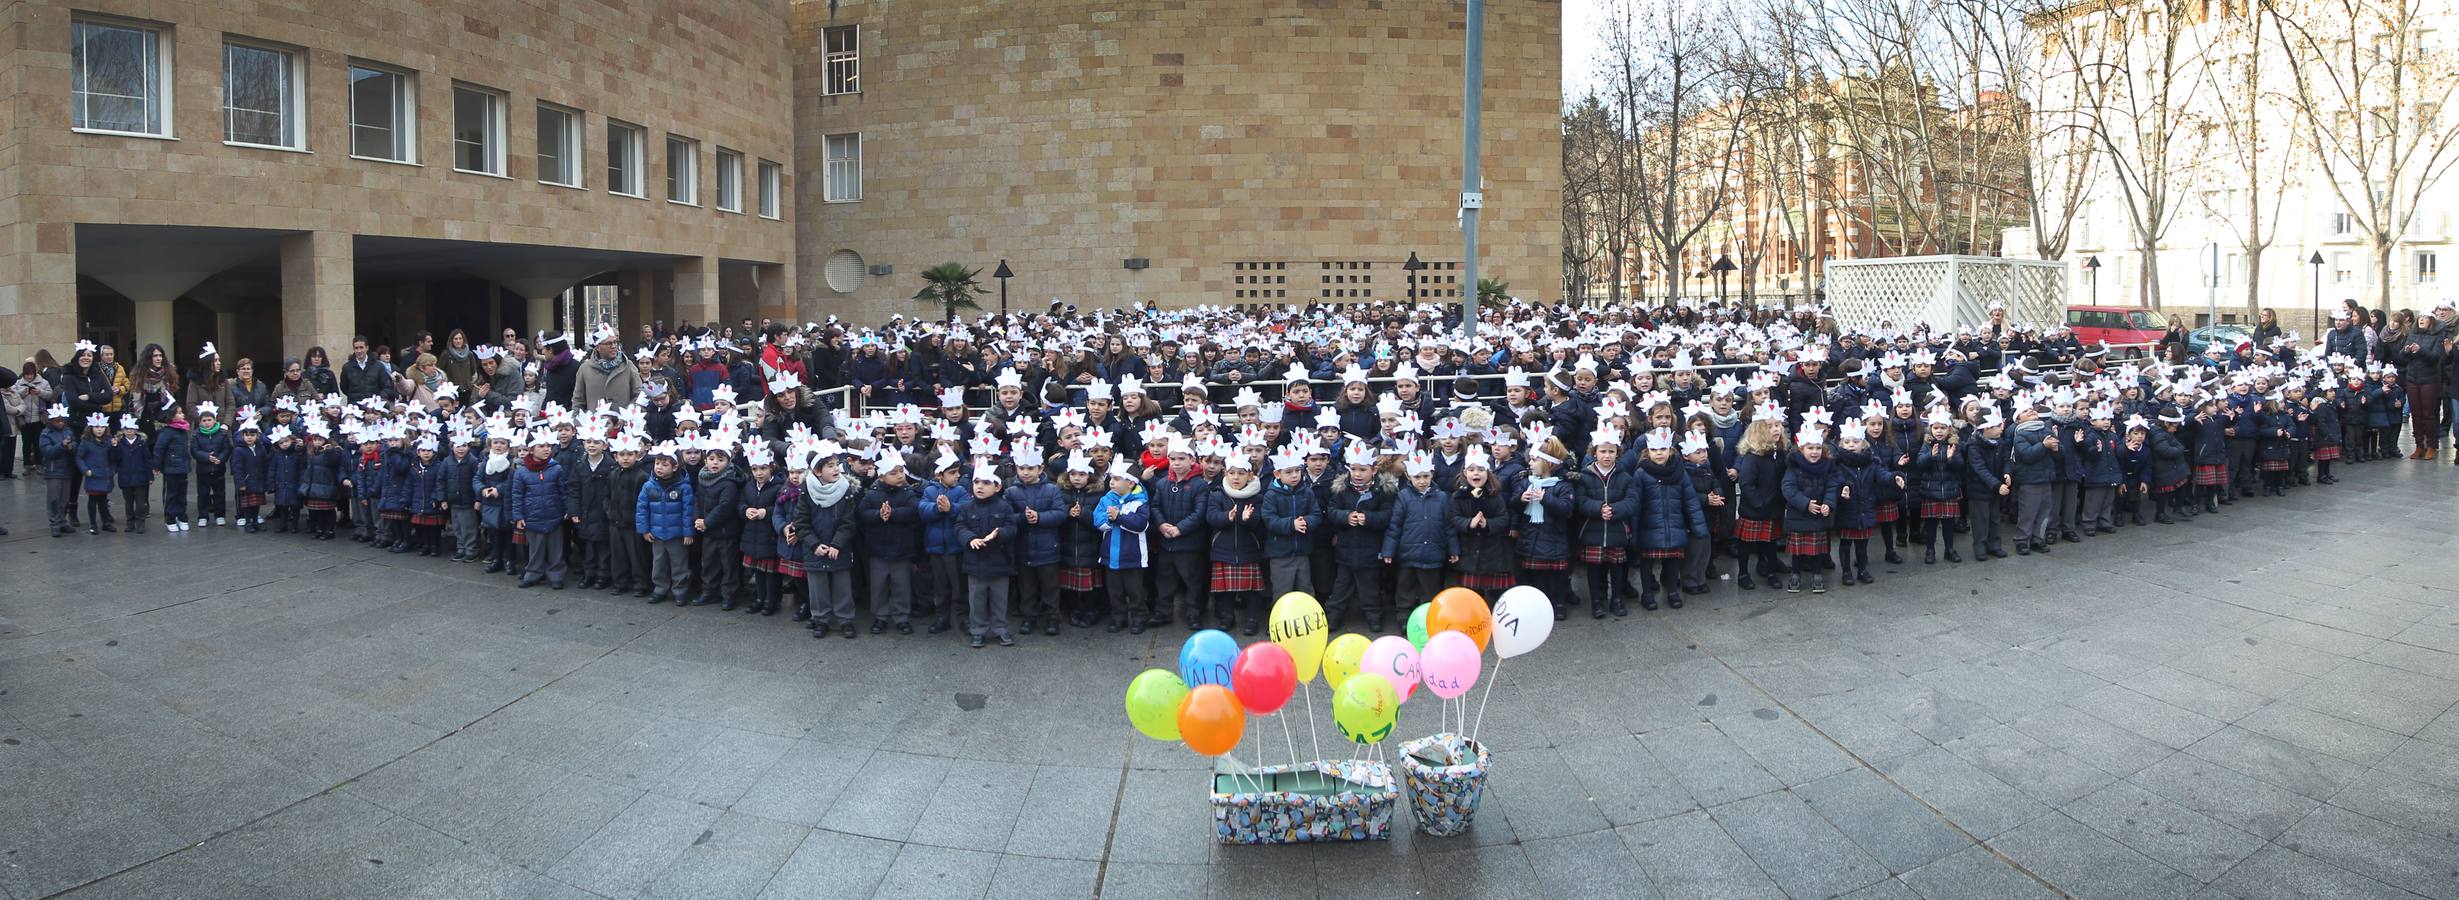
left=1562, top=1, right=1607, bottom=102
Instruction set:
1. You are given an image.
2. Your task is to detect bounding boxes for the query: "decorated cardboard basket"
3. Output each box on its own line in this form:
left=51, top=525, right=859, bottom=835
left=1210, top=759, right=1396, bottom=844
left=1397, top=733, right=1490, bottom=837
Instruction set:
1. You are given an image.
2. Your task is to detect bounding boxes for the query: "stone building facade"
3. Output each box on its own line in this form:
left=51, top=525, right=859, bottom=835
left=790, top=0, right=1563, bottom=321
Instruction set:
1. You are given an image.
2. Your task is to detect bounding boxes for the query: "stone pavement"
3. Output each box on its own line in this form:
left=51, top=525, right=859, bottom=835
left=0, top=462, right=2455, bottom=900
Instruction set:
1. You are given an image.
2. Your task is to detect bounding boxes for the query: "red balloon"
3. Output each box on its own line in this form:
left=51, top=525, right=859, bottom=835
left=1229, top=642, right=1298, bottom=715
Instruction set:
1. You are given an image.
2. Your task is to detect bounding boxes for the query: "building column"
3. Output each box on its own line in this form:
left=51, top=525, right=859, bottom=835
left=0, top=221, right=80, bottom=367
left=215, top=310, right=241, bottom=358
left=623, top=266, right=655, bottom=339
left=756, top=263, right=790, bottom=323
left=527, top=295, right=556, bottom=340
left=281, top=231, right=354, bottom=362
left=673, top=256, right=719, bottom=332
left=133, top=298, right=176, bottom=360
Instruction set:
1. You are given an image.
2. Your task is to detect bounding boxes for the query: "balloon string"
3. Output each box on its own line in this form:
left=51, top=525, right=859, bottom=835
left=1470, top=656, right=1502, bottom=745
left=1302, top=681, right=1323, bottom=763
left=1277, top=710, right=1297, bottom=767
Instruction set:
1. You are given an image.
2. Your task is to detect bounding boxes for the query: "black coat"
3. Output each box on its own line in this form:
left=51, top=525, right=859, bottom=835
left=1574, top=463, right=1638, bottom=549
left=1449, top=481, right=1515, bottom=574
left=1325, top=476, right=1394, bottom=567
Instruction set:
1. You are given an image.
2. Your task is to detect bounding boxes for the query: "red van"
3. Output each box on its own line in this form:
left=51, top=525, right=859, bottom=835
left=2065, top=306, right=2170, bottom=355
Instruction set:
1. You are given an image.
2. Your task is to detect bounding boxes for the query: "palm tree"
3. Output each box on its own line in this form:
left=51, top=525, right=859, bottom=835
left=914, top=263, right=984, bottom=321
left=1476, top=278, right=1510, bottom=306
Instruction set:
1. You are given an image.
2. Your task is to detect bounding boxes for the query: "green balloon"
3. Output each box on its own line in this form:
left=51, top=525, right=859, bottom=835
left=1406, top=604, right=1430, bottom=652
left=1334, top=673, right=1399, bottom=744
left=1124, top=668, right=1190, bottom=742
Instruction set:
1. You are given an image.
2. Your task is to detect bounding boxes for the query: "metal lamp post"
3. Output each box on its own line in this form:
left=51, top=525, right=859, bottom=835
left=2308, top=251, right=2325, bottom=333
left=2083, top=255, right=2101, bottom=305
left=1404, top=251, right=1427, bottom=305
left=1712, top=253, right=1736, bottom=306
left=993, top=258, right=1014, bottom=319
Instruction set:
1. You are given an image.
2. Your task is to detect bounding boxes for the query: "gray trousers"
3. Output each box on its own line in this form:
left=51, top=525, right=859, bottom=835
left=2054, top=480, right=2080, bottom=533
left=2080, top=486, right=2115, bottom=531
left=452, top=507, right=481, bottom=556
left=2015, top=483, right=2056, bottom=544
left=807, top=569, right=856, bottom=624
left=649, top=538, right=691, bottom=594
left=1967, top=495, right=2002, bottom=552
left=352, top=495, right=377, bottom=537
left=48, top=478, right=73, bottom=529
left=867, top=559, right=914, bottom=623
left=1267, top=556, right=1313, bottom=603
left=967, top=578, right=1012, bottom=638
left=524, top=526, right=567, bottom=582
left=1680, top=536, right=1714, bottom=589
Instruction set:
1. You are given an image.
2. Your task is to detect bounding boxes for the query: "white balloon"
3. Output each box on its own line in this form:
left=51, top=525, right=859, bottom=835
left=1490, top=585, right=1555, bottom=659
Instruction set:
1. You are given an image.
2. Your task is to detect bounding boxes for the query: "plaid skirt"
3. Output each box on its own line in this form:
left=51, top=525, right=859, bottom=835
left=1635, top=547, right=1684, bottom=559
left=1784, top=530, right=1831, bottom=556
left=743, top=555, right=780, bottom=573
left=1578, top=545, right=1628, bottom=565
left=411, top=512, right=444, bottom=527
left=1875, top=503, right=1901, bottom=524
left=1733, top=517, right=1779, bottom=543
left=1210, top=561, right=1265, bottom=593
left=775, top=557, right=807, bottom=578
left=1459, top=571, right=1516, bottom=591
left=2192, top=464, right=2230, bottom=486
left=380, top=510, right=409, bottom=521
left=1920, top=499, right=1963, bottom=519
left=305, top=498, right=337, bottom=511
left=2312, top=445, right=2341, bottom=461
left=2155, top=481, right=2181, bottom=494
left=2258, top=459, right=2291, bottom=472
left=1838, top=527, right=1876, bottom=540
left=239, top=491, right=266, bottom=508
left=1060, top=566, right=1104, bottom=591
left=511, top=530, right=528, bottom=545
left=1520, top=557, right=1568, bottom=571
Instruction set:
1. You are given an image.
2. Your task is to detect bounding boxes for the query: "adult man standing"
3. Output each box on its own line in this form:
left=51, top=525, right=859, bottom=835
left=339, top=336, right=392, bottom=403
left=572, top=326, right=640, bottom=410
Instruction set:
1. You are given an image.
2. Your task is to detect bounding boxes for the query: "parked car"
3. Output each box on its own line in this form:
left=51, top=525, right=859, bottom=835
left=2066, top=306, right=2170, bottom=356
left=2185, top=324, right=2256, bottom=357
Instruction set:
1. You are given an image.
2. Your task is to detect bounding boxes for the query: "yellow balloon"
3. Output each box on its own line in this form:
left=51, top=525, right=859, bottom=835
left=1267, top=592, right=1329, bottom=682
left=1322, top=633, right=1371, bottom=690
left=1334, top=672, right=1399, bottom=744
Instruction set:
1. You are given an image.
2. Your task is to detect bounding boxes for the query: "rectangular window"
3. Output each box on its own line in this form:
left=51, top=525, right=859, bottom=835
left=2330, top=211, right=2354, bottom=235
left=824, top=25, right=859, bottom=95
left=2421, top=251, right=2441, bottom=284
left=535, top=103, right=580, bottom=186
left=71, top=18, right=168, bottom=136
left=451, top=83, right=506, bottom=175
left=606, top=120, right=644, bottom=196
left=757, top=159, right=782, bottom=219
left=2332, top=252, right=2351, bottom=284
left=348, top=63, right=415, bottom=162
left=223, top=40, right=301, bottom=148
left=666, top=135, right=699, bottom=205
left=715, top=148, right=743, bottom=212
left=824, top=133, right=861, bottom=202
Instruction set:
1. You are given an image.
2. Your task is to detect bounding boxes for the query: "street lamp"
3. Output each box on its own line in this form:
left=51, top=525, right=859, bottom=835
left=1403, top=251, right=1427, bottom=305
left=1712, top=254, right=1737, bottom=306
left=1694, top=270, right=1706, bottom=300
left=992, top=259, right=1014, bottom=319
left=2308, top=251, right=2325, bottom=333
left=2083, top=255, right=2101, bottom=305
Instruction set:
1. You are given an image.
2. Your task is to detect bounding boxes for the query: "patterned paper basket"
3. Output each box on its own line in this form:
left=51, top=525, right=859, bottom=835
left=1397, top=733, right=1490, bottom=837
left=1210, top=759, right=1396, bottom=844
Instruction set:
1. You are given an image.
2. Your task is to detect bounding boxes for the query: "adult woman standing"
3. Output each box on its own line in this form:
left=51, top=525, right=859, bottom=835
left=301, top=346, right=340, bottom=397
left=134, top=343, right=181, bottom=433
left=61, top=343, right=114, bottom=420
left=226, top=357, right=271, bottom=413
left=394, top=353, right=444, bottom=409
left=186, top=344, right=232, bottom=420
left=435, top=329, right=479, bottom=397
left=14, top=354, right=58, bottom=471
left=269, top=356, right=321, bottom=409
left=2253, top=308, right=2283, bottom=348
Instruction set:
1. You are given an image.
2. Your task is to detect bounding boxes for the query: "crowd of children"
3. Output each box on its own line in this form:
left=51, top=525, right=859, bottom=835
left=18, top=303, right=2421, bottom=644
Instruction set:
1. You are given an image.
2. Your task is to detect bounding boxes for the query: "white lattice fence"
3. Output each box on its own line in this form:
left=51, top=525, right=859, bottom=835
left=1825, top=255, right=2066, bottom=331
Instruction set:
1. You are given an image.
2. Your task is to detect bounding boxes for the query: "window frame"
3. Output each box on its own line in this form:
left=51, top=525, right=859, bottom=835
left=535, top=102, right=582, bottom=188
left=714, top=147, right=743, bottom=212
left=666, top=134, right=700, bottom=206
left=221, top=38, right=304, bottom=150
left=606, top=120, right=646, bottom=198
left=70, top=15, right=173, bottom=138
left=823, top=25, right=860, bottom=95
left=2420, top=250, right=2441, bottom=285
left=757, top=159, right=783, bottom=219
left=347, top=60, right=418, bottom=164
left=824, top=132, right=862, bottom=203
left=450, top=82, right=509, bottom=177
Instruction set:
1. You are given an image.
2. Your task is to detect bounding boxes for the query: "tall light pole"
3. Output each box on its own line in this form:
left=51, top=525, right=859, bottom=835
left=1458, top=0, right=1485, bottom=342
left=993, top=258, right=1014, bottom=320
left=2205, top=242, right=2220, bottom=329
left=2308, top=251, right=2325, bottom=334
left=2083, top=255, right=2101, bottom=305
left=1712, top=253, right=1736, bottom=306
left=1404, top=251, right=1426, bottom=305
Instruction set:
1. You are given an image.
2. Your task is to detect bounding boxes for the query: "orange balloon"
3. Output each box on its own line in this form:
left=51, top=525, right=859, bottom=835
left=1427, top=587, right=1494, bottom=653
left=1176, top=684, right=1246, bottom=757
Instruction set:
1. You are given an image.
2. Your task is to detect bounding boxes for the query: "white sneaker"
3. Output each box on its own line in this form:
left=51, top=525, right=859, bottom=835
left=170, top=522, right=183, bottom=532
left=179, top=522, right=190, bottom=532
left=195, top=517, right=208, bottom=526
left=215, top=517, right=228, bottom=526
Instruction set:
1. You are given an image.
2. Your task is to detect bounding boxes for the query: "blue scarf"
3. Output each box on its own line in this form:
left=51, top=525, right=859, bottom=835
left=1522, top=476, right=1560, bottom=522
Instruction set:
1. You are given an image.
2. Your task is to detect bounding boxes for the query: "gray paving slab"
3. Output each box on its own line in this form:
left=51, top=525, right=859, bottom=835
left=1877, top=746, right=2050, bottom=841
left=2207, top=843, right=2421, bottom=900
left=543, top=792, right=724, bottom=899
left=2123, top=753, right=2323, bottom=841
left=640, top=812, right=808, bottom=900
left=2060, top=780, right=2266, bottom=883
left=1795, top=767, right=1976, bottom=874
left=1985, top=812, right=2203, bottom=900
left=755, top=830, right=901, bottom=900
left=1941, top=723, right=2119, bottom=806
left=1898, top=844, right=2062, bottom=900
left=1638, top=720, right=1784, bottom=807
left=2277, top=805, right=2459, bottom=898
left=1519, top=829, right=1662, bottom=900
left=1712, top=790, right=1892, bottom=898
left=1617, top=810, right=1786, bottom=900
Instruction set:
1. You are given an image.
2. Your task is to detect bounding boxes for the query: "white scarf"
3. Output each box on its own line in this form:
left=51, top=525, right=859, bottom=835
left=484, top=451, right=511, bottom=475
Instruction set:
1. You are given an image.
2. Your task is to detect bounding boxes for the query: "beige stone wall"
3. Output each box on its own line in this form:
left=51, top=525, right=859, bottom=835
left=0, top=0, right=796, bottom=363
left=791, top=0, right=1563, bottom=323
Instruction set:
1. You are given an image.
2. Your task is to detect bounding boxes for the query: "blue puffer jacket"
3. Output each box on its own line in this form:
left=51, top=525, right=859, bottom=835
left=1094, top=487, right=1152, bottom=569
left=1379, top=484, right=1456, bottom=569
left=233, top=440, right=269, bottom=495
left=857, top=477, right=924, bottom=561
left=1829, top=452, right=1884, bottom=532
left=354, top=449, right=390, bottom=508
left=1205, top=482, right=1263, bottom=565
left=1911, top=440, right=1964, bottom=501
left=39, top=427, right=77, bottom=480
left=1780, top=452, right=1842, bottom=533
left=2078, top=426, right=2124, bottom=487
left=303, top=446, right=345, bottom=501
left=920, top=480, right=970, bottom=555
left=693, top=468, right=743, bottom=539
left=190, top=427, right=229, bottom=476
left=153, top=426, right=194, bottom=476
left=794, top=480, right=862, bottom=573
left=407, top=458, right=446, bottom=515
left=108, top=436, right=151, bottom=487
left=2009, top=421, right=2057, bottom=484
left=78, top=437, right=117, bottom=493
left=509, top=460, right=571, bottom=531
left=1735, top=451, right=1787, bottom=521
left=1007, top=478, right=1067, bottom=567
left=270, top=446, right=304, bottom=506
left=1262, top=477, right=1322, bottom=558
left=436, top=452, right=476, bottom=506
left=1508, top=471, right=1575, bottom=562
left=473, top=455, right=515, bottom=529
left=1145, top=472, right=1210, bottom=553
left=738, top=473, right=786, bottom=560
left=635, top=469, right=695, bottom=540
left=954, top=493, right=1020, bottom=577
left=1325, top=476, right=1393, bottom=567
left=1962, top=435, right=2005, bottom=496
left=1574, top=463, right=1638, bottom=549
left=1630, top=459, right=1707, bottom=550
left=377, top=450, right=413, bottom=514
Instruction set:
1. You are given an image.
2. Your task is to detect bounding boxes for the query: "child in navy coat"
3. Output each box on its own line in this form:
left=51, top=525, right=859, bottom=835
left=1381, top=450, right=1457, bottom=615
left=190, top=406, right=231, bottom=527
left=40, top=405, right=77, bottom=536
left=231, top=420, right=268, bottom=532
left=1629, top=429, right=1707, bottom=610
left=110, top=416, right=151, bottom=533
left=1780, top=423, right=1843, bottom=593
left=1829, top=421, right=1895, bottom=585
left=152, top=409, right=192, bottom=531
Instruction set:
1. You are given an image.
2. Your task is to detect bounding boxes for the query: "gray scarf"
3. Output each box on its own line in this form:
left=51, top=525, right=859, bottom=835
left=805, top=473, right=852, bottom=508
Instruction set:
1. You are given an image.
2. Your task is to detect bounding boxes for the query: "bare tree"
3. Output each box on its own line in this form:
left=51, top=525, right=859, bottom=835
left=2268, top=0, right=2459, bottom=311
left=2193, top=3, right=2298, bottom=316
left=1561, top=94, right=1615, bottom=305
left=1603, top=0, right=1746, bottom=303
left=1949, top=0, right=2092, bottom=261
left=2040, top=0, right=2213, bottom=307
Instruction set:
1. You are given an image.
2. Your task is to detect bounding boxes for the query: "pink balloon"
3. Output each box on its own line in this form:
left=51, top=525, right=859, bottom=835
left=1419, top=631, right=1483, bottom=700
left=1230, top=642, right=1297, bottom=715
left=1361, top=635, right=1421, bottom=703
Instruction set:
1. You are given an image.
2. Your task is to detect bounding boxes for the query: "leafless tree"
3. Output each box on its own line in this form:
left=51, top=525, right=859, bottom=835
left=1562, top=94, right=1615, bottom=305
left=2191, top=2, right=2299, bottom=316
left=2038, top=0, right=2214, bottom=307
